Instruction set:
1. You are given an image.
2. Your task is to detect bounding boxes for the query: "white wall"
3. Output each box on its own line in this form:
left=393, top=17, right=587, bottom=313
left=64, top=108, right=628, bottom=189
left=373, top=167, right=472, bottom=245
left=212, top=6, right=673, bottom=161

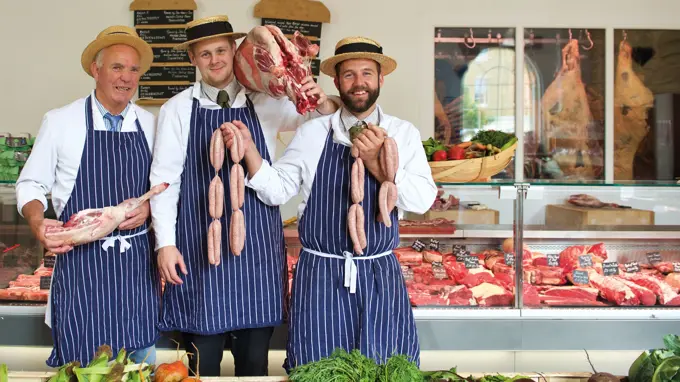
left=2, top=0, right=680, bottom=221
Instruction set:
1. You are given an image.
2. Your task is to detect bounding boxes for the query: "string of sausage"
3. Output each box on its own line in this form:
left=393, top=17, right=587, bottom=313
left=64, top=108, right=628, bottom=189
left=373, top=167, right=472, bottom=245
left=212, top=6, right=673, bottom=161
left=225, top=123, right=246, bottom=257
left=208, top=129, right=225, bottom=265
left=348, top=153, right=366, bottom=254
left=378, top=137, right=399, bottom=227
left=208, top=124, right=247, bottom=266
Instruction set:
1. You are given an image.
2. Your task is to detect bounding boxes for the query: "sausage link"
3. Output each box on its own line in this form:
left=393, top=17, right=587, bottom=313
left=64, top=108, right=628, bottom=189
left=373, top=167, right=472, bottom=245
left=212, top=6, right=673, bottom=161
left=237, top=163, right=245, bottom=208
left=383, top=137, right=398, bottom=181
left=207, top=220, right=215, bottom=264
left=347, top=204, right=363, bottom=254
left=357, top=158, right=364, bottom=201
left=356, top=204, right=367, bottom=250
left=378, top=182, right=391, bottom=227
left=230, top=165, right=239, bottom=210
left=209, top=175, right=224, bottom=219
left=230, top=209, right=245, bottom=256
left=386, top=181, right=398, bottom=216
left=213, top=219, right=222, bottom=266
left=351, top=144, right=359, bottom=159
left=351, top=161, right=360, bottom=204
left=208, top=219, right=222, bottom=265
left=210, top=129, right=225, bottom=170
left=230, top=125, right=245, bottom=163
left=224, top=123, right=240, bottom=163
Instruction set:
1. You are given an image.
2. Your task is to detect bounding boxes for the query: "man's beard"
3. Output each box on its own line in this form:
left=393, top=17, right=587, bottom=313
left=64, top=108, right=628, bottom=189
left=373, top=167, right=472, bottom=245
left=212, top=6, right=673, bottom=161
left=340, top=85, right=380, bottom=114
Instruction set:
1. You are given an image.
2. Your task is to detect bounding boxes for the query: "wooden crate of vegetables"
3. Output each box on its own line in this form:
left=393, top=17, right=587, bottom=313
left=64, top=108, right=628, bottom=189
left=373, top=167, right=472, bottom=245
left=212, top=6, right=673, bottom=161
left=424, top=130, right=517, bottom=183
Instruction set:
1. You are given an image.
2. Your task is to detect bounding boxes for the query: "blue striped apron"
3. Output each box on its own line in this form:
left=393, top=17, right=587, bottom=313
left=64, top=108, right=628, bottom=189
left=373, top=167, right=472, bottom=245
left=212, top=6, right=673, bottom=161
left=159, top=94, right=285, bottom=334
left=47, top=96, right=159, bottom=367
left=284, top=125, right=420, bottom=371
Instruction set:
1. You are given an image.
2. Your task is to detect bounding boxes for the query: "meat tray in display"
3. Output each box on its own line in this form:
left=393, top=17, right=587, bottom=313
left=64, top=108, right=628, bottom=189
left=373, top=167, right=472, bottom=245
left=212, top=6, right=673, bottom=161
left=396, top=243, right=517, bottom=307
left=523, top=242, right=680, bottom=307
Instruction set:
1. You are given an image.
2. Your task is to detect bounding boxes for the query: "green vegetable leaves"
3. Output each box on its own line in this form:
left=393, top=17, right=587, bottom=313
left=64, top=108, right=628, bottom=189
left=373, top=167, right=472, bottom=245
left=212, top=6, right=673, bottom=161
left=471, top=130, right=516, bottom=150
left=422, top=138, right=447, bottom=160
left=629, top=334, right=680, bottom=382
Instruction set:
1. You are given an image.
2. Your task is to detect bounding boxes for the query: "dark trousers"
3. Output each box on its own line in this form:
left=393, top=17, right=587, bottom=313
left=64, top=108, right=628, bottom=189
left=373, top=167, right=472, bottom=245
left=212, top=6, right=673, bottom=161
left=182, top=326, right=275, bottom=377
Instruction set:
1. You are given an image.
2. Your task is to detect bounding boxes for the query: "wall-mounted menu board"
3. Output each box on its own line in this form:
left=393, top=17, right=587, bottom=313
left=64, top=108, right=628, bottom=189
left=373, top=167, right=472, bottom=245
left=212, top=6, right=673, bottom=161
left=254, top=0, right=330, bottom=83
left=130, top=0, right=197, bottom=106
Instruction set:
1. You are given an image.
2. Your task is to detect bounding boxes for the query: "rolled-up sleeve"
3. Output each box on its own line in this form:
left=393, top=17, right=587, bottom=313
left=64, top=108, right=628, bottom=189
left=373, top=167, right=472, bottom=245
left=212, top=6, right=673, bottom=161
left=16, top=114, right=57, bottom=216
left=149, top=104, right=184, bottom=250
left=394, top=126, right=437, bottom=214
left=247, top=126, right=307, bottom=206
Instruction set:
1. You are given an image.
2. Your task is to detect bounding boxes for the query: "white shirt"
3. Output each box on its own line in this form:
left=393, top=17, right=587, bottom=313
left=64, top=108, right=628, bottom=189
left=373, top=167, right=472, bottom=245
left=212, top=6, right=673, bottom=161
left=149, top=80, right=327, bottom=250
left=15, top=90, right=156, bottom=218
left=248, top=105, right=438, bottom=218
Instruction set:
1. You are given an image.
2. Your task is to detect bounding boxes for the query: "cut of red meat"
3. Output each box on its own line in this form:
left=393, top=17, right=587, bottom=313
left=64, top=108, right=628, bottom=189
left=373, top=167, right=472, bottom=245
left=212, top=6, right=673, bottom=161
left=588, top=271, right=639, bottom=306
left=615, top=277, right=657, bottom=306
left=537, top=286, right=599, bottom=301
left=620, top=273, right=680, bottom=305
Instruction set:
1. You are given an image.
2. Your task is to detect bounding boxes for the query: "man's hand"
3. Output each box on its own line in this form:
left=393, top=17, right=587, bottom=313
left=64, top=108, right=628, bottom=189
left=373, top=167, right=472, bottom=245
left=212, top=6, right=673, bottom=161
left=300, top=76, right=337, bottom=115
left=353, top=124, right=386, bottom=163
left=29, top=218, right=73, bottom=254
left=157, top=246, right=188, bottom=285
left=222, top=120, right=264, bottom=178
left=221, top=120, right=254, bottom=156
left=119, top=200, right=149, bottom=230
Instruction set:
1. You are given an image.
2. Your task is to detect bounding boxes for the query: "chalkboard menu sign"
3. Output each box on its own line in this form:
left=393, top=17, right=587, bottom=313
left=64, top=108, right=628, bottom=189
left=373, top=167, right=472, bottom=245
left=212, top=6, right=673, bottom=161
left=262, top=18, right=322, bottom=39
left=254, top=0, right=330, bottom=83
left=152, top=47, right=189, bottom=63
left=131, top=0, right=197, bottom=106
left=137, top=28, right=188, bottom=45
left=135, top=10, right=193, bottom=25
left=141, top=65, right=196, bottom=82
left=139, top=84, right=192, bottom=100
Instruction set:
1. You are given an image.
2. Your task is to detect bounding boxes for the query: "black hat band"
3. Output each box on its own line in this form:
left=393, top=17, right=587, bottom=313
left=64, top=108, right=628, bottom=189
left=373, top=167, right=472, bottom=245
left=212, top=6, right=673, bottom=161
left=334, top=42, right=383, bottom=55
left=187, top=21, right=234, bottom=42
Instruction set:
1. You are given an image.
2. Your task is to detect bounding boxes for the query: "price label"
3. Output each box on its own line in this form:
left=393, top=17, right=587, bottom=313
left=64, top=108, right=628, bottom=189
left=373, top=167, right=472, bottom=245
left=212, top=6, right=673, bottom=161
left=624, top=261, right=640, bottom=273
left=547, top=253, right=560, bottom=267
left=452, top=245, right=467, bottom=255
left=646, top=252, right=662, bottom=264
left=411, top=240, right=426, bottom=252
left=464, top=256, right=480, bottom=269
left=428, top=239, right=440, bottom=251
left=602, top=261, right=620, bottom=276
left=456, top=251, right=470, bottom=262
left=572, top=270, right=590, bottom=285
left=504, top=253, right=515, bottom=267
left=674, top=262, right=680, bottom=273
left=432, top=262, right=447, bottom=279
left=40, top=276, right=52, bottom=290
left=43, top=255, right=56, bottom=268
left=579, top=254, right=593, bottom=268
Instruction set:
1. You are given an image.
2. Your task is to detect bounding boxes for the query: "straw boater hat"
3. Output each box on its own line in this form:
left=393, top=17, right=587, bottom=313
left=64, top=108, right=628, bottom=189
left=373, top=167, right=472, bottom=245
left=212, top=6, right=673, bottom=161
left=320, top=36, right=397, bottom=77
left=81, top=25, right=153, bottom=77
left=173, top=15, right=246, bottom=51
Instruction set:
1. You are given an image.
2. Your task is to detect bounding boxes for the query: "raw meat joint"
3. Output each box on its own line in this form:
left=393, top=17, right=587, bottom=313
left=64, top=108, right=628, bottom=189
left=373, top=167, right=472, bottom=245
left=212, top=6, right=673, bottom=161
left=540, top=39, right=598, bottom=180
left=234, top=25, right=320, bottom=114
left=44, top=183, right=169, bottom=246
left=613, top=39, right=654, bottom=181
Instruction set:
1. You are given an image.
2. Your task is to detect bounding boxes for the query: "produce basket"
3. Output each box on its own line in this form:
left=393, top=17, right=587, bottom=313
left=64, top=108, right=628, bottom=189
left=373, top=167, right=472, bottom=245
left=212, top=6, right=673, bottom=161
left=428, top=142, right=517, bottom=183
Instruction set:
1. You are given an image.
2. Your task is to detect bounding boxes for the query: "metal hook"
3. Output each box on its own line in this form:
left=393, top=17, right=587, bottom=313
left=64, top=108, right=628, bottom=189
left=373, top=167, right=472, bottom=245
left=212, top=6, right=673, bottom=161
left=463, top=28, right=476, bottom=49
left=582, top=29, right=593, bottom=50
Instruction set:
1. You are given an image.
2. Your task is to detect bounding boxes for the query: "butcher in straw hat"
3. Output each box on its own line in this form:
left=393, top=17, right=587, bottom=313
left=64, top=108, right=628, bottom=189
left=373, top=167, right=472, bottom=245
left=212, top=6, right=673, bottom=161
left=222, top=35, right=436, bottom=371
left=17, top=24, right=160, bottom=367
left=149, top=15, right=340, bottom=377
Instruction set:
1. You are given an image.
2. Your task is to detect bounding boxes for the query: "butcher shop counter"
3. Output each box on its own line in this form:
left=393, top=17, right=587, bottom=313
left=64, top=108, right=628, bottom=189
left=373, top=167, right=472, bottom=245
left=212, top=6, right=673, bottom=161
left=3, top=183, right=680, bottom=355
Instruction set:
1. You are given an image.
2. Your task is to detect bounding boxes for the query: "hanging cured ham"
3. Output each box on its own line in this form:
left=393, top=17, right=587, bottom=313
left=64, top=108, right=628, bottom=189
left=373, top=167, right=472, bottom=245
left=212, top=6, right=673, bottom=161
left=540, top=39, right=596, bottom=179
left=613, top=39, right=654, bottom=180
